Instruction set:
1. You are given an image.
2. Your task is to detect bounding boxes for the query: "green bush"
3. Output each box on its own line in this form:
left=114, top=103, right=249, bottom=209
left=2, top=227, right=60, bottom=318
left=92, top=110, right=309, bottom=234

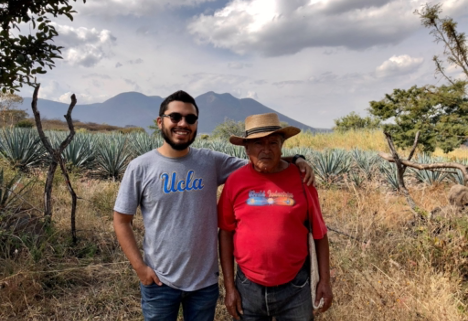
left=15, top=119, right=34, bottom=128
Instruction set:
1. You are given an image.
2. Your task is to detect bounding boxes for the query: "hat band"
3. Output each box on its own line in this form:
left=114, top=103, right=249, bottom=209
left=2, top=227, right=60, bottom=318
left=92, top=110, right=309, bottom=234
left=245, top=126, right=282, bottom=137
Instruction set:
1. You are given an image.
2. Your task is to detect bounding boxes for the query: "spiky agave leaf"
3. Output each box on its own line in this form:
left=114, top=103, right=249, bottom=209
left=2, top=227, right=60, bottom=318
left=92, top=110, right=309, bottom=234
left=0, top=168, right=34, bottom=211
left=62, top=133, right=97, bottom=169
left=95, top=133, right=132, bottom=179
left=379, top=162, right=400, bottom=190
left=351, top=148, right=381, bottom=180
left=410, top=153, right=451, bottom=185
left=128, top=132, right=163, bottom=157
left=0, top=128, right=45, bottom=169
left=311, top=149, right=351, bottom=185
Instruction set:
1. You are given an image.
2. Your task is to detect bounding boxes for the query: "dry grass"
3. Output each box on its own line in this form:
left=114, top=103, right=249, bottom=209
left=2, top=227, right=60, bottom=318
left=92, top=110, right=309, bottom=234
left=1, top=137, right=468, bottom=320
left=285, top=130, right=389, bottom=152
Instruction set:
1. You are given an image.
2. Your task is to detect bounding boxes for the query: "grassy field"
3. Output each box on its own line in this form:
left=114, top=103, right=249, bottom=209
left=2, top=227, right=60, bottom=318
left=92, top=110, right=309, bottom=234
left=1, top=130, right=467, bottom=320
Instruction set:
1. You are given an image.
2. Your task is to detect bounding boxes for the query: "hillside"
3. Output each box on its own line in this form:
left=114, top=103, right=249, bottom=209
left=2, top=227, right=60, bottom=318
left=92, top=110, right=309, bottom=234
left=19, top=91, right=324, bottom=133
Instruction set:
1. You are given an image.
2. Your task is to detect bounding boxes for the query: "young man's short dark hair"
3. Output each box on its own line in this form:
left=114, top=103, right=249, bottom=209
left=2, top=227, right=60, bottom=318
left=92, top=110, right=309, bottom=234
left=159, top=90, right=199, bottom=116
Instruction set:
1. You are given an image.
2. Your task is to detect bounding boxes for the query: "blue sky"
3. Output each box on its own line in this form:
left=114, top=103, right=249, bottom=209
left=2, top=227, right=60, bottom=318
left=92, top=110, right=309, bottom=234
left=18, top=0, right=468, bottom=129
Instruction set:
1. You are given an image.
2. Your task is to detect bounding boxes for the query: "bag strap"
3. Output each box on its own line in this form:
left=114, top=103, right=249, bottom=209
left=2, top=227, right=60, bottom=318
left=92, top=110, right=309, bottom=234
left=296, top=165, right=312, bottom=234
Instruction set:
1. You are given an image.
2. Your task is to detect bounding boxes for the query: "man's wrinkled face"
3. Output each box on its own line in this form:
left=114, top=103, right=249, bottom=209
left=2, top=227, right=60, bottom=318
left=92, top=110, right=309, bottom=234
left=245, top=134, right=283, bottom=173
left=158, top=101, right=198, bottom=151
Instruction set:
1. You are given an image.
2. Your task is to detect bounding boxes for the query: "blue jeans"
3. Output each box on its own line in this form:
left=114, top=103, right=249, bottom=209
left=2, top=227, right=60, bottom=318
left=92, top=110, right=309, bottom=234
left=140, top=282, right=219, bottom=321
left=235, top=264, right=313, bottom=321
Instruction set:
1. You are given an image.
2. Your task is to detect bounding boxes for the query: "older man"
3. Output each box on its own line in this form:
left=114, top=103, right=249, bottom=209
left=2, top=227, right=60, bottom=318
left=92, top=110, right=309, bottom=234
left=218, top=113, right=333, bottom=321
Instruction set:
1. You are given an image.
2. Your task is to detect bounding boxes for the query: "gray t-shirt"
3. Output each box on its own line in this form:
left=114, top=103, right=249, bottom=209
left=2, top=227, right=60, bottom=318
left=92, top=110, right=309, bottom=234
left=114, top=148, right=246, bottom=291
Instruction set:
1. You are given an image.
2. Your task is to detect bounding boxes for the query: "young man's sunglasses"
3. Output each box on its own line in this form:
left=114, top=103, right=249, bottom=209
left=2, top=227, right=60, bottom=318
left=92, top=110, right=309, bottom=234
left=161, top=112, right=198, bottom=125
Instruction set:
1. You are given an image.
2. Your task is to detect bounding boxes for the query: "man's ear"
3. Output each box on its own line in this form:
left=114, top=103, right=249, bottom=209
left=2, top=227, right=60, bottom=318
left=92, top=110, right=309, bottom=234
left=157, top=117, right=163, bottom=130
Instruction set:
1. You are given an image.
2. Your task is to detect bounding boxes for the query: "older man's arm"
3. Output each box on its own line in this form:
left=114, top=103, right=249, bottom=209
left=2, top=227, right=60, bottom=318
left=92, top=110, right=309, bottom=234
left=113, top=211, right=161, bottom=286
left=314, top=235, right=333, bottom=312
left=219, top=229, right=243, bottom=320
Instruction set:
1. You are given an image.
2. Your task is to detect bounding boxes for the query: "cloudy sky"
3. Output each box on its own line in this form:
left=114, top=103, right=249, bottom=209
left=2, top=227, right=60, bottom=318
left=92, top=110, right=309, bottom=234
left=19, top=0, right=468, bottom=129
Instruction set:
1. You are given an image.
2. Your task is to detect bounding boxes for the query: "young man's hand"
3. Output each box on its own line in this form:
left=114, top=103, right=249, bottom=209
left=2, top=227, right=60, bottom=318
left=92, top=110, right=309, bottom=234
left=295, top=157, right=315, bottom=186
left=136, top=264, right=162, bottom=286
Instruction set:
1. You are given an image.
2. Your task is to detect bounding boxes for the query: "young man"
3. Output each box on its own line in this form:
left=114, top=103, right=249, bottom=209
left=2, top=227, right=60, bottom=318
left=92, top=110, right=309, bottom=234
left=113, top=91, right=313, bottom=321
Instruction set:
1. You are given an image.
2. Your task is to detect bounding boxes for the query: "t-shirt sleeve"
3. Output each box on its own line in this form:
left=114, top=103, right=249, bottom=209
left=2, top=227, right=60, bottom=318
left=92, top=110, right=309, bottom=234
left=307, top=185, right=328, bottom=239
left=113, top=161, right=141, bottom=215
left=217, top=179, right=236, bottom=231
left=214, top=151, right=248, bottom=185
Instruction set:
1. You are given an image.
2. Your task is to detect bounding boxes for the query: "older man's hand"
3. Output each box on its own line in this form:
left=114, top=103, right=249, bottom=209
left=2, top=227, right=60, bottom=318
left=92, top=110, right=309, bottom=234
left=314, top=279, right=333, bottom=314
left=295, top=157, right=315, bottom=186
left=224, top=288, right=243, bottom=320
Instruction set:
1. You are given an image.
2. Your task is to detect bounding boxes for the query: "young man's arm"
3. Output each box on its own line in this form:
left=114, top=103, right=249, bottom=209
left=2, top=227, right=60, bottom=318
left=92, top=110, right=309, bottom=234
left=314, top=235, right=333, bottom=312
left=113, top=211, right=161, bottom=286
left=219, top=229, right=243, bottom=320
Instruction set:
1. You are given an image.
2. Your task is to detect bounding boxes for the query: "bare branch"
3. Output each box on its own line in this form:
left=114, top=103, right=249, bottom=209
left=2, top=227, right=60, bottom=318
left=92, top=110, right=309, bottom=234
left=379, top=152, right=468, bottom=184
left=384, top=132, right=418, bottom=212
left=58, top=94, right=77, bottom=153
left=407, top=131, right=420, bottom=161
left=31, top=85, right=54, bottom=155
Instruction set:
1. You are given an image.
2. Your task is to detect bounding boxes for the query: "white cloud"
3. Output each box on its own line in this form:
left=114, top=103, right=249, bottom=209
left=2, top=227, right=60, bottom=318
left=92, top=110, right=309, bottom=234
left=54, top=24, right=116, bottom=67
left=187, top=0, right=466, bottom=56
left=58, top=92, right=75, bottom=103
left=75, top=0, right=216, bottom=16
left=375, top=55, right=424, bottom=78
left=228, top=62, right=252, bottom=69
left=246, top=91, right=258, bottom=99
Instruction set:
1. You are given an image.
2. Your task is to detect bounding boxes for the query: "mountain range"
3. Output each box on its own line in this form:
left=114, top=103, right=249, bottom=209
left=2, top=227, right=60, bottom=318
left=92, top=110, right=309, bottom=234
left=19, top=91, right=325, bottom=134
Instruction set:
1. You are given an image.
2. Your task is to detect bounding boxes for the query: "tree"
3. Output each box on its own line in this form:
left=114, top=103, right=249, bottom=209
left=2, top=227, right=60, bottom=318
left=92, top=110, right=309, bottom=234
left=211, top=118, right=245, bottom=140
left=0, top=109, right=28, bottom=126
left=333, top=112, right=381, bottom=132
left=417, top=3, right=468, bottom=84
left=0, top=0, right=86, bottom=92
left=0, top=92, right=26, bottom=126
left=369, top=81, right=468, bottom=153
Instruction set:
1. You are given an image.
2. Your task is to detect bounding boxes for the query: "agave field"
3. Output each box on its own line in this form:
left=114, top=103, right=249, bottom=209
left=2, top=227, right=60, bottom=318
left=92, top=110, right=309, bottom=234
left=0, top=128, right=467, bottom=320
left=0, top=128, right=465, bottom=187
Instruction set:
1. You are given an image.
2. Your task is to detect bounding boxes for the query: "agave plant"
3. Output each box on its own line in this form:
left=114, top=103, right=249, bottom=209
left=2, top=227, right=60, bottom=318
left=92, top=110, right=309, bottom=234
left=410, top=153, right=451, bottom=185
left=379, top=162, right=400, bottom=190
left=95, top=134, right=132, bottom=179
left=351, top=149, right=381, bottom=180
left=0, top=128, right=45, bottom=169
left=128, top=132, right=163, bottom=157
left=0, top=168, right=33, bottom=212
left=192, top=138, right=213, bottom=149
left=62, top=133, right=97, bottom=169
left=46, top=131, right=97, bottom=169
left=346, top=169, right=366, bottom=188
left=449, top=157, right=468, bottom=185
left=204, top=140, right=248, bottom=159
left=311, top=149, right=351, bottom=185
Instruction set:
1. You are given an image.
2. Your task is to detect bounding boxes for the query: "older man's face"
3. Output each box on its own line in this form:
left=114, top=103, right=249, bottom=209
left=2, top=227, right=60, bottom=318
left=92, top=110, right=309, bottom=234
left=245, top=134, right=284, bottom=173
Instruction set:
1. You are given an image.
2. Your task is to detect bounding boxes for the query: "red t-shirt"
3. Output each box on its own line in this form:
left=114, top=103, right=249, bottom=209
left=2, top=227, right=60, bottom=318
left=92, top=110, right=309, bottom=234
left=218, top=164, right=327, bottom=286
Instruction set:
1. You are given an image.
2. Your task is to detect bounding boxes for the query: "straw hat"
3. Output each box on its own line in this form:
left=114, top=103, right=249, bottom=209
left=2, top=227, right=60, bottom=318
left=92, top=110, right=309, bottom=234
left=229, top=113, right=301, bottom=146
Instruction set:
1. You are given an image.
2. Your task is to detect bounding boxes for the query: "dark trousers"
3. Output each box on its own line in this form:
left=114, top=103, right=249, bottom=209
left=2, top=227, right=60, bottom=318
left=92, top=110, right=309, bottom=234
left=235, top=263, right=313, bottom=321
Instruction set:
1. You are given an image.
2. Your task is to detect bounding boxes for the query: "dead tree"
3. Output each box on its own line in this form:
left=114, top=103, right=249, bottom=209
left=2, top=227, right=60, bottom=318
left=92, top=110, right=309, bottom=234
left=380, top=131, right=468, bottom=218
left=383, top=132, right=419, bottom=212
left=31, top=84, right=79, bottom=243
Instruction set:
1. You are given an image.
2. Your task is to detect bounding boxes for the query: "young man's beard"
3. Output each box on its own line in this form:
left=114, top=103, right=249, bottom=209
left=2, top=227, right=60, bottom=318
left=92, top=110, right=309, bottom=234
left=161, top=123, right=197, bottom=151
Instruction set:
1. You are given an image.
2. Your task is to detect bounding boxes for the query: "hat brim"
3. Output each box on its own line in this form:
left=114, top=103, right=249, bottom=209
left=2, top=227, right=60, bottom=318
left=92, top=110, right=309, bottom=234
left=229, top=126, right=301, bottom=146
